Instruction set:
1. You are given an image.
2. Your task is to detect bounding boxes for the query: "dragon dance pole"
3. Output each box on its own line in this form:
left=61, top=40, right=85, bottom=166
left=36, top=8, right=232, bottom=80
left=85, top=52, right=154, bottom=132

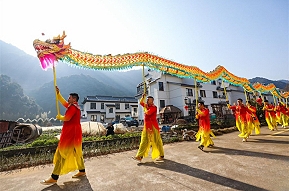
left=53, top=65, right=60, bottom=116
left=244, top=88, right=248, bottom=102
left=254, top=91, right=258, bottom=107
left=142, top=64, right=147, bottom=114
left=194, top=77, right=198, bottom=111
left=222, top=80, right=229, bottom=102
left=273, top=95, right=276, bottom=106
left=142, top=64, right=146, bottom=94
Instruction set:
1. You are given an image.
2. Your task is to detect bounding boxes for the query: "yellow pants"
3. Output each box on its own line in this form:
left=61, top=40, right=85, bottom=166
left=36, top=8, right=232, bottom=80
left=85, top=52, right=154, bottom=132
left=195, top=130, right=215, bottom=147
left=236, top=117, right=249, bottom=138
left=136, top=126, right=164, bottom=160
left=52, top=148, right=85, bottom=175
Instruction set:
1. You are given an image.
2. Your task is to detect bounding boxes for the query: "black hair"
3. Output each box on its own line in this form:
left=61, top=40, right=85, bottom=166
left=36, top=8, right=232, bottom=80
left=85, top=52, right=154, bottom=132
left=147, top=96, right=154, bottom=100
left=198, top=101, right=205, bottom=105
left=247, top=101, right=252, bottom=105
left=264, top=100, right=268, bottom=103
left=70, top=93, right=79, bottom=102
left=237, top=98, right=243, bottom=102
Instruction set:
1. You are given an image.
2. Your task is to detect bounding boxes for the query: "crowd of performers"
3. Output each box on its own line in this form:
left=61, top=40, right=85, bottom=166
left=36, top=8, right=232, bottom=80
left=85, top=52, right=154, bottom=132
left=194, top=96, right=289, bottom=151
left=227, top=97, right=289, bottom=142
left=40, top=88, right=288, bottom=185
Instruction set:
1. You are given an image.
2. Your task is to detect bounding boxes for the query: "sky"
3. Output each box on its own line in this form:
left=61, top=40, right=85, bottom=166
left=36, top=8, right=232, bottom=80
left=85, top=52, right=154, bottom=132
left=0, top=0, right=288, bottom=80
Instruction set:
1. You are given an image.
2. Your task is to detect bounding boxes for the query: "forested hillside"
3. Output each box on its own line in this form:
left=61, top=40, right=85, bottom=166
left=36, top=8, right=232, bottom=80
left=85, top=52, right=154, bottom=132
left=0, top=75, right=42, bottom=120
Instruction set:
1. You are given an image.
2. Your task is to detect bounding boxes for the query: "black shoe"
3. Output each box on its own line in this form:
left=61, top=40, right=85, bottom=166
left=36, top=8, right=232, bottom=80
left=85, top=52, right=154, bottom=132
left=208, top=144, right=214, bottom=148
left=198, top=145, right=204, bottom=151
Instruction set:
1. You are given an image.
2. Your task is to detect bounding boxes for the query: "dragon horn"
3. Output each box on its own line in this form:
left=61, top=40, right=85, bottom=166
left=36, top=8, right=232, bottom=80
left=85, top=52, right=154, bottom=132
left=61, top=31, right=67, bottom=40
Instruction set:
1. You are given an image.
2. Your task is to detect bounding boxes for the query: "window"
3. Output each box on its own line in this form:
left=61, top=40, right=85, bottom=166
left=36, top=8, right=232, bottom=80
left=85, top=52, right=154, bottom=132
left=115, top=103, right=120, bottom=109
left=213, top=91, right=218, bottom=98
left=186, top=88, right=193, bottom=96
left=101, top=103, right=104, bottom=109
left=200, top=90, right=206, bottom=97
left=159, top=82, right=164, bottom=91
left=211, top=80, right=216, bottom=85
left=90, top=103, right=96, bottom=109
left=109, top=108, right=113, bottom=113
left=133, top=108, right=137, bottom=113
left=160, top=100, right=165, bottom=108
left=125, top=103, right=129, bottom=109
left=90, top=115, right=97, bottom=121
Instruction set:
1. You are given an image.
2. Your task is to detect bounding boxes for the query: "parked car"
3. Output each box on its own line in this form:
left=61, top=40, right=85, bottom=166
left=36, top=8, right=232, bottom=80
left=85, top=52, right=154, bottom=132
left=120, top=117, right=139, bottom=127
left=111, top=120, right=120, bottom=125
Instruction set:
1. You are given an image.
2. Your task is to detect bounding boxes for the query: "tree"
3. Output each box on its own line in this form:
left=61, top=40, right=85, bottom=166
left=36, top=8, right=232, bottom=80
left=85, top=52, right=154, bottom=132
left=0, top=75, right=42, bottom=120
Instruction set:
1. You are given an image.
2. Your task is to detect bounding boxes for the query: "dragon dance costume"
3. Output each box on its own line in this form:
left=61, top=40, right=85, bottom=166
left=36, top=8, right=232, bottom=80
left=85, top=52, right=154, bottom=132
left=263, top=102, right=277, bottom=131
left=276, top=103, right=288, bottom=127
left=195, top=107, right=215, bottom=147
left=52, top=93, right=85, bottom=176
left=228, top=104, right=250, bottom=139
left=135, top=96, right=164, bottom=160
left=246, top=105, right=261, bottom=135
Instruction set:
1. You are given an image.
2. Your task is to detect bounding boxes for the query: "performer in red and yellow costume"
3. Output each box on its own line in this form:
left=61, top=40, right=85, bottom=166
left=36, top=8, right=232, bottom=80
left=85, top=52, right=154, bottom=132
left=246, top=101, right=261, bottom=135
left=275, top=102, right=288, bottom=128
left=263, top=100, right=277, bottom=131
left=228, top=98, right=250, bottom=142
left=41, top=86, right=85, bottom=185
left=133, top=94, right=164, bottom=162
left=195, top=101, right=215, bottom=151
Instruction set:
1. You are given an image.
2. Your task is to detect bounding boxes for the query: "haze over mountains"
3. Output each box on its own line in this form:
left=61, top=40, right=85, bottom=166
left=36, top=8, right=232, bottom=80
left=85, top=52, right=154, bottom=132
left=0, top=40, right=143, bottom=94
left=0, top=40, right=144, bottom=119
left=0, top=40, right=288, bottom=120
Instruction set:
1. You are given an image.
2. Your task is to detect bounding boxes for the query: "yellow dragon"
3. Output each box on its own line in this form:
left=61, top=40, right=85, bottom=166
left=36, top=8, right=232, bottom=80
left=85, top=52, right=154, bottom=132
left=33, top=31, right=289, bottom=99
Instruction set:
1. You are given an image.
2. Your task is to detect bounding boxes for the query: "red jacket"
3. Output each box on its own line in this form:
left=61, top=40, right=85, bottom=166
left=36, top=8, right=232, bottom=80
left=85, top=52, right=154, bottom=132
left=229, top=104, right=250, bottom=122
left=57, top=94, right=82, bottom=158
left=196, top=107, right=210, bottom=131
left=140, top=97, right=160, bottom=131
left=264, top=104, right=276, bottom=118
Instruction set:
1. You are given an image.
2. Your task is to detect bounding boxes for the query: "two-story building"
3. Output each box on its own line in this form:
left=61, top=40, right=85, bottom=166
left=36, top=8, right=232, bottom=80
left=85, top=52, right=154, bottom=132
left=81, top=95, right=138, bottom=122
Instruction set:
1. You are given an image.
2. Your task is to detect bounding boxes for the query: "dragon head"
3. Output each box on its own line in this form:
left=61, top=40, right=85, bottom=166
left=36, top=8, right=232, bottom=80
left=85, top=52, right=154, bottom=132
left=33, top=31, right=71, bottom=70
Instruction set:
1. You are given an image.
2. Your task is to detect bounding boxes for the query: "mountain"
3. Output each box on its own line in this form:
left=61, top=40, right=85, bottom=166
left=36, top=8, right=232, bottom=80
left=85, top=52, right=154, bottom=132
left=0, top=40, right=143, bottom=95
left=0, top=40, right=146, bottom=118
left=280, top=80, right=289, bottom=84
left=0, top=75, right=42, bottom=120
left=249, top=77, right=288, bottom=90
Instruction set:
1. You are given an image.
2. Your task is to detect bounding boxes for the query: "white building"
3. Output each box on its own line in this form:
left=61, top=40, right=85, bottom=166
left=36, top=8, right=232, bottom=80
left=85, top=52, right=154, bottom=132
left=81, top=95, right=138, bottom=122
left=136, top=70, right=274, bottom=122
left=81, top=70, right=276, bottom=124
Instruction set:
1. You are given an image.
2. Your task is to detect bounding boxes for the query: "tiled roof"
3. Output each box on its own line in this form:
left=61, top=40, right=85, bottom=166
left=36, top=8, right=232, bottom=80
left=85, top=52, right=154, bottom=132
left=82, top=95, right=137, bottom=104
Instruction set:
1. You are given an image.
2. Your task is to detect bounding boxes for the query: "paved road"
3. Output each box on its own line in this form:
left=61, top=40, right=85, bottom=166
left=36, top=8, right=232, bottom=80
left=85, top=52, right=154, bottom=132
left=1, top=126, right=289, bottom=191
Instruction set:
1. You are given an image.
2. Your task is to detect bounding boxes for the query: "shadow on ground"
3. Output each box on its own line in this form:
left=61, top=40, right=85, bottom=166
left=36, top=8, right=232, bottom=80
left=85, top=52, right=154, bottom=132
left=139, top=159, right=268, bottom=191
left=41, top=177, right=93, bottom=191
left=205, top=146, right=289, bottom=162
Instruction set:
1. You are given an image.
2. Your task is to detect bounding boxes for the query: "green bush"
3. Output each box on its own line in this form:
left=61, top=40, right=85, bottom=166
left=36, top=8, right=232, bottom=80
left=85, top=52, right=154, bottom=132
left=30, top=138, right=59, bottom=147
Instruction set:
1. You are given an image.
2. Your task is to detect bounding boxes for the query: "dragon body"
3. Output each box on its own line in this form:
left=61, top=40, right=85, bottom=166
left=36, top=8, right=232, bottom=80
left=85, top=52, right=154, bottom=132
left=33, top=31, right=289, bottom=99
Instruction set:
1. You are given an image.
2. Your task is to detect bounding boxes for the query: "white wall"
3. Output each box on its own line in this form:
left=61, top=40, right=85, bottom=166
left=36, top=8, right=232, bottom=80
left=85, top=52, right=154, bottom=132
left=141, top=71, right=275, bottom=118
